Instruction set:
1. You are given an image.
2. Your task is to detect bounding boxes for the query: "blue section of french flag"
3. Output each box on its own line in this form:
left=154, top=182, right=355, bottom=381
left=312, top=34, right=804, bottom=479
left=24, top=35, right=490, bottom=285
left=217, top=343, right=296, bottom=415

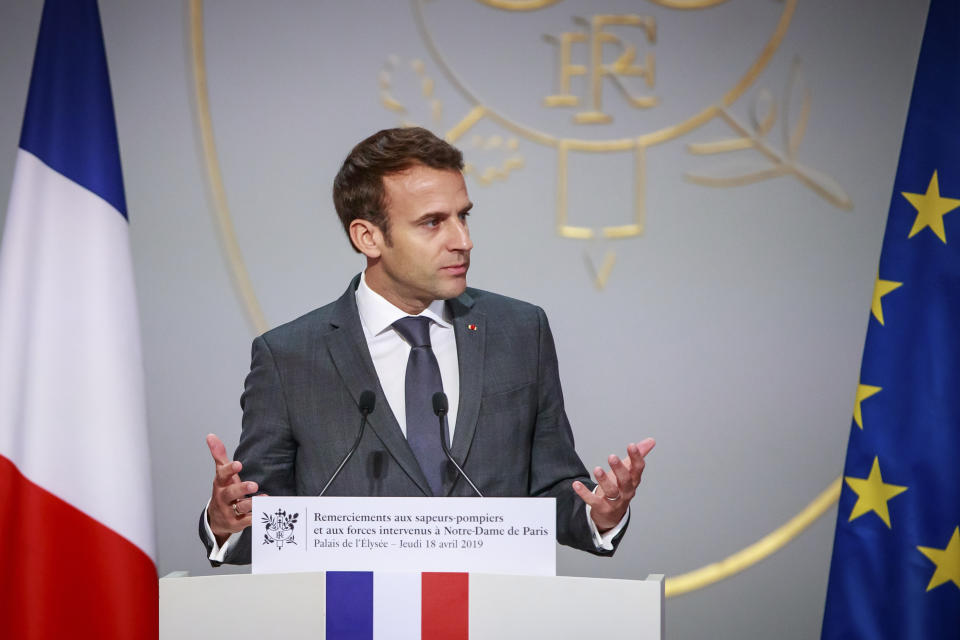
left=327, top=572, right=375, bottom=639
left=0, top=0, right=156, bottom=636
left=19, top=0, right=127, bottom=218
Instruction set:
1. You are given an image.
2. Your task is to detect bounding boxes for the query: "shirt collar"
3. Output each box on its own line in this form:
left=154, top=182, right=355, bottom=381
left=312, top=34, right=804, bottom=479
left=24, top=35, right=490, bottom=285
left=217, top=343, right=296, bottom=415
left=356, top=271, right=451, bottom=336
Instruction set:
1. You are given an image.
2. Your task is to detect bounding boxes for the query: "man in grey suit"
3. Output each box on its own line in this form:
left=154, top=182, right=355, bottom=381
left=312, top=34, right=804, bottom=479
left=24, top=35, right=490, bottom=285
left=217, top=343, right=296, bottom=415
left=201, top=127, right=655, bottom=565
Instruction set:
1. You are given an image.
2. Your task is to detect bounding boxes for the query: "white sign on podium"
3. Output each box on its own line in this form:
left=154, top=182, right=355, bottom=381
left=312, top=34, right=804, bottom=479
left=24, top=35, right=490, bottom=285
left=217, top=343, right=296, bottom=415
left=252, top=496, right=556, bottom=575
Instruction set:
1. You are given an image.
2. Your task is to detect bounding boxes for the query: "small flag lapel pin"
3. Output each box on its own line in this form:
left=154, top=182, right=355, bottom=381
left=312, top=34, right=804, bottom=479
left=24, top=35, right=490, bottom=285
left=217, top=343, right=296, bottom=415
left=468, top=324, right=477, bottom=331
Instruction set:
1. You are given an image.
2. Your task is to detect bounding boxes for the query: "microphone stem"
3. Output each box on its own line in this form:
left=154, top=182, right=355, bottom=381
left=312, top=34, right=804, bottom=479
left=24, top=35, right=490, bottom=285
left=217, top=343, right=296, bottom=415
left=319, top=412, right=369, bottom=496
left=438, top=413, right=483, bottom=497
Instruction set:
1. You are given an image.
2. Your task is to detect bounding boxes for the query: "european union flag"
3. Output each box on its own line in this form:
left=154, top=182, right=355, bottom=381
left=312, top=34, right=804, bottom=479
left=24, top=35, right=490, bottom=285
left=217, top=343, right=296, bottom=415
left=821, top=1, right=960, bottom=637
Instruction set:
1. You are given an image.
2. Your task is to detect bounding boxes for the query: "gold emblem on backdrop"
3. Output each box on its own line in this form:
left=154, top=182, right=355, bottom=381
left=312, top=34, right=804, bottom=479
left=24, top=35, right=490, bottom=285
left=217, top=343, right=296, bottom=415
left=378, top=0, right=850, bottom=290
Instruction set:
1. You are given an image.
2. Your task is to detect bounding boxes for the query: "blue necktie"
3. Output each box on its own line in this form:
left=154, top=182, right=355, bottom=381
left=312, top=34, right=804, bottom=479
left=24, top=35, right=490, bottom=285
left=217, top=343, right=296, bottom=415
left=392, top=316, right=448, bottom=496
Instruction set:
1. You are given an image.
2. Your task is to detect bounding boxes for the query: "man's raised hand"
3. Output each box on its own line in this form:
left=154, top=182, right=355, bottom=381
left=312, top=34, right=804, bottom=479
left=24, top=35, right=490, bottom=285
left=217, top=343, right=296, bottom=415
left=572, top=437, right=655, bottom=532
left=206, top=433, right=259, bottom=544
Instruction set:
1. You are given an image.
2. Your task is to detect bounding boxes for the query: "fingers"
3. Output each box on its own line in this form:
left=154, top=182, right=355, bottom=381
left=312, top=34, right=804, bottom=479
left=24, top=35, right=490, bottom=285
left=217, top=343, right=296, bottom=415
left=593, top=464, right=622, bottom=499
left=209, top=434, right=244, bottom=487
left=207, top=432, right=259, bottom=537
left=576, top=436, right=656, bottom=505
left=623, top=443, right=644, bottom=483
left=208, top=481, right=260, bottom=538
left=574, top=474, right=628, bottom=534
left=606, top=454, right=633, bottom=495
left=215, top=459, right=243, bottom=486
left=626, top=437, right=655, bottom=484
left=206, top=433, right=229, bottom=465
left=231, top=497, right=252, bottom=517
left=211, top=508, right=252, bottom=538
left=220, top=480, right=259, bottom=505
left=637, top=437, right=656, bottom=456
left=234, top=493, right=270, bottom=514
left=571, top=480, right=600, bottom=506
left=575, top=437, right=655, bottom=532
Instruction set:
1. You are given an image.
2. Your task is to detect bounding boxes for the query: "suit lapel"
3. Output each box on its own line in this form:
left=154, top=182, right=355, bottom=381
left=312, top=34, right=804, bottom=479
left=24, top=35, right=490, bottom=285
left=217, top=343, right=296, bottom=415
left=324, top=277, right=433, bottom=496
left=448, top=291, right=485, bottom=495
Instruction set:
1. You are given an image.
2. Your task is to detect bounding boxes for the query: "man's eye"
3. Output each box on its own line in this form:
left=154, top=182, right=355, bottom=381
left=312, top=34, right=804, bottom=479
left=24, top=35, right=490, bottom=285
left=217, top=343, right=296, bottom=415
left=459, top=211, right=471, bottom=221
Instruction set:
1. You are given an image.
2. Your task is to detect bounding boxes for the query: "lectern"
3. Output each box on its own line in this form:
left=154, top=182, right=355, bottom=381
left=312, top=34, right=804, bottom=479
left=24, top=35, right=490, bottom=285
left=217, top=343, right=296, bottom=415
left=160, top=571, right=665, bottom=639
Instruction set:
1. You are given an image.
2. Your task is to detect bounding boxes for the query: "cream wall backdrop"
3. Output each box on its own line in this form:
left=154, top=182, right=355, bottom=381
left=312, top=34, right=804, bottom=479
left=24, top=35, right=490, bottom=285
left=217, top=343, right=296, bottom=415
left=0, top=1, right=929, bottom=638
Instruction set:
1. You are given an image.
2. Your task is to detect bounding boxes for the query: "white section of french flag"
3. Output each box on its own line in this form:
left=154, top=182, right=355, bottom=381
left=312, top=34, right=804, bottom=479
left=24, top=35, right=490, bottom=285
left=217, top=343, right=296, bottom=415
left=373, top=572, right=422, bottom=639
left=0, top=150, right=155, bottom=559
left=0, top=1, right=157, bottom=637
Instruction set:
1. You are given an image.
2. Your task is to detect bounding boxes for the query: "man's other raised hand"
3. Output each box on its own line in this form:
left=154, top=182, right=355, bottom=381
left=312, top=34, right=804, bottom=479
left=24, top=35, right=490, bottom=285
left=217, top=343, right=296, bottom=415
left=206, top=433, right=260, bottom=545
left=573, top=437, right=656, bottom=532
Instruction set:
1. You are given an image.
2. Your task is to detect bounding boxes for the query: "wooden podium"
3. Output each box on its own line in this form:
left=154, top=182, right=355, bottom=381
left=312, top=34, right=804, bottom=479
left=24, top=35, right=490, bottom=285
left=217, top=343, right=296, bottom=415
left=160, top=571, right=665, bottom=639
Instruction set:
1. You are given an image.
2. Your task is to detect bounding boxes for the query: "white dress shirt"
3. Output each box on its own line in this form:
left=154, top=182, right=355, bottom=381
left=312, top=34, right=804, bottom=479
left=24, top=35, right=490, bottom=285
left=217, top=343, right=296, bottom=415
left=206, top=271, right=625, bottom=560
left=354, top=272, right=460, bottom=438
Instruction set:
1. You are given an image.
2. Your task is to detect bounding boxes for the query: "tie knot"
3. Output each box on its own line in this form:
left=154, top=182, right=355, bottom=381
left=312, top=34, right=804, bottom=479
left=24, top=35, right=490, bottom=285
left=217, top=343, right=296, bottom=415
left=393, top=316, right=433, bottom=348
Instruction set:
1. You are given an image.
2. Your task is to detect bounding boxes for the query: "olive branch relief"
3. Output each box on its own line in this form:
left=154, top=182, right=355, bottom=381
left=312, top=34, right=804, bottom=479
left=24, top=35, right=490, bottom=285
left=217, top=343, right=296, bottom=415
left=379, top=55, right=525, bottom=187
left=685, top=58, right=852, bottom=210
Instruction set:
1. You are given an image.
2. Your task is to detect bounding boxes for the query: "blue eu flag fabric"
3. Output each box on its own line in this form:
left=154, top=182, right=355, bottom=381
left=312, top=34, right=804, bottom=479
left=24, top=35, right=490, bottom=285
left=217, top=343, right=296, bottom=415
left=821, top=1, right=960, bottom=637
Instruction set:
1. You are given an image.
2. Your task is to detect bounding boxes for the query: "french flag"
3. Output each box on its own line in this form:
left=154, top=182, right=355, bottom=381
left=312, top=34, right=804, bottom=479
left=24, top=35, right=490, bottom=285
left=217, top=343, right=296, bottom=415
left=0, top=1, right=157, bottom=638
left=327, top=572, right=469, bottom=639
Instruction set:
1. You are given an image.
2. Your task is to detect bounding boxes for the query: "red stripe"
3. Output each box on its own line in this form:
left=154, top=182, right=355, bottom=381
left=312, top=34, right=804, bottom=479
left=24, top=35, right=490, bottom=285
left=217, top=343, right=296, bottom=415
left=0, top=455, right=158, bottom=639
left=422, top=572, right=468, bottom=640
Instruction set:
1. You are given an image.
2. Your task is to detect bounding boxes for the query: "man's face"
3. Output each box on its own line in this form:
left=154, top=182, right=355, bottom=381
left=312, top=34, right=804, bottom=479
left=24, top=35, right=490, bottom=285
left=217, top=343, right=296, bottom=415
left=366, top=165, right=473, bottom=313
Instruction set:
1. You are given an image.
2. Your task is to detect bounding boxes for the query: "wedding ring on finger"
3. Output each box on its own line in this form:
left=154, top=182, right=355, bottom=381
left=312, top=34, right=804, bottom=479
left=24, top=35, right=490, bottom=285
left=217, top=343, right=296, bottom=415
left=605, top=493, right=621, bottom=502
left=232, top=501, right=242, bottom=517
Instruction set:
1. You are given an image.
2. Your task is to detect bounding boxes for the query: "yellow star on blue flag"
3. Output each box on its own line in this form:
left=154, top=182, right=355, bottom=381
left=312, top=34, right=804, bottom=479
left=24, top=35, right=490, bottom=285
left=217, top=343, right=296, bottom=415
left=822, top=1, right=960, bottom=637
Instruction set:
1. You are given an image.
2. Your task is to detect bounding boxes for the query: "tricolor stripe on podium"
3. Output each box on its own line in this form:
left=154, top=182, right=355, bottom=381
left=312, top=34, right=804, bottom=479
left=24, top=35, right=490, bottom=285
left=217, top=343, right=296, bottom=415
left=0, top=1, right=156, bottom=637
left=326, top=573, right=469, bottom=640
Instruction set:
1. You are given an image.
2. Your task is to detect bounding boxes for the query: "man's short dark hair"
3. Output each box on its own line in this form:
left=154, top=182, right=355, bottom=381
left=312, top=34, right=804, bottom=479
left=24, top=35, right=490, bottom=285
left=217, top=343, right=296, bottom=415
left=333, top=127, right=464, bottom=251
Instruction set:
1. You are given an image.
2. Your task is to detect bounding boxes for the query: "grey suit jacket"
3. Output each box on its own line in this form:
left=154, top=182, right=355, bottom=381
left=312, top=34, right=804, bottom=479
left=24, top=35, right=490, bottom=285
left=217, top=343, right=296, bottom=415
left=201, top=276, right=625, bottom=564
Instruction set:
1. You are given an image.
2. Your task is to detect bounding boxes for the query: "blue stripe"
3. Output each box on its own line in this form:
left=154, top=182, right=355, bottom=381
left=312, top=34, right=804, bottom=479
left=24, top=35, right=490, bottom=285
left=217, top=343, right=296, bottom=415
left=326, top=572, right=373, bottom=640
left=19, top=0, right=127, bottom=219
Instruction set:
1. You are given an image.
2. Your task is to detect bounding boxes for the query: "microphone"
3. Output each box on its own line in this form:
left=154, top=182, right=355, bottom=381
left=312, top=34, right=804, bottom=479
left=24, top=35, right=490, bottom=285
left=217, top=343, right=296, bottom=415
left=319, top=390, right=376, bottom=496
left=432, top=392, right=483, bottom=497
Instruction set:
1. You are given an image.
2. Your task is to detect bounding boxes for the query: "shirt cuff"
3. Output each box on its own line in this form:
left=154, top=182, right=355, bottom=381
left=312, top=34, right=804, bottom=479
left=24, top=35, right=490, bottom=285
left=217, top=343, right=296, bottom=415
left=204, top=498, right=243, bottom=562
left=584, top=489, right=629, bottom=551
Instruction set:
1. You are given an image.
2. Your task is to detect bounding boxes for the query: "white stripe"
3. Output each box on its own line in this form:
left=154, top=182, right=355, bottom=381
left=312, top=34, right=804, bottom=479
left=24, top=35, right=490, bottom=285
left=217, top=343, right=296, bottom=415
left=374, top=573, right=421, bottom=639
left=0, top=149, right=155, bottom=560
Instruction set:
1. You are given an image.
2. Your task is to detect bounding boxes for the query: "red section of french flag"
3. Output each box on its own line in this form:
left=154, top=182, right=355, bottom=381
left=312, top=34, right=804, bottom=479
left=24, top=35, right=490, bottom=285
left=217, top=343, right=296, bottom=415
left=0, top=456, right=157, bottom=639
left=422, top=573, right=469, bottom=639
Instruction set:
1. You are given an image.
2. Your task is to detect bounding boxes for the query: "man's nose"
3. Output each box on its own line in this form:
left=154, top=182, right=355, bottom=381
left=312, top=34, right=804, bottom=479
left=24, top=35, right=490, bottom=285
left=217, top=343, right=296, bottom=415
left=450, top=219, right=473, bottom=251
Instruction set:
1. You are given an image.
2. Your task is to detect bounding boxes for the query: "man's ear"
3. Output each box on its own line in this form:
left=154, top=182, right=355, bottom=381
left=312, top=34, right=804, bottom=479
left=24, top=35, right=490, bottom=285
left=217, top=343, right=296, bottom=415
left=349, top=219, right=383, bottom=258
